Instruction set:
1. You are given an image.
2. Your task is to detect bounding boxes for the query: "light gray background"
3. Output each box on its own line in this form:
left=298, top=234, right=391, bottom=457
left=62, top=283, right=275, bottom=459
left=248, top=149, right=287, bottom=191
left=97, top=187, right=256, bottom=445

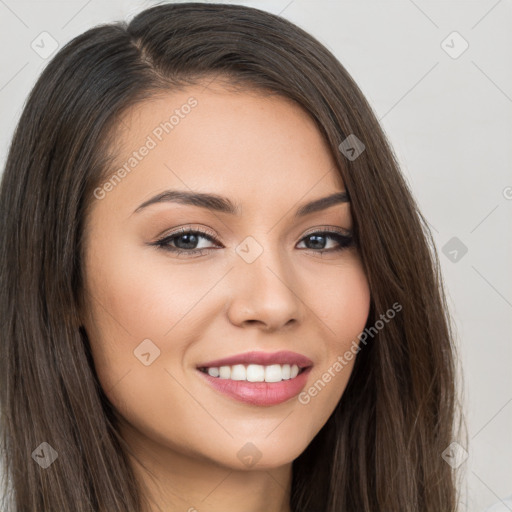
left=0, top=1, right=511, bottom=511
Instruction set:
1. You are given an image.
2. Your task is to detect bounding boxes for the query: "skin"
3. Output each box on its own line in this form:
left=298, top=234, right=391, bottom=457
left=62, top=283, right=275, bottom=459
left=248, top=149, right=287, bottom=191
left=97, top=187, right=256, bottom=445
left=80, top=79, right=371, bottom=512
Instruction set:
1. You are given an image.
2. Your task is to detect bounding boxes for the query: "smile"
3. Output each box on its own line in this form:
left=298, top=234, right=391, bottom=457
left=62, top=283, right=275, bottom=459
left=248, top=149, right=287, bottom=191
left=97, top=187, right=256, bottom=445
left=198, top=363, right=303, bottom=382
left=196, top=351, right=313, bottom=406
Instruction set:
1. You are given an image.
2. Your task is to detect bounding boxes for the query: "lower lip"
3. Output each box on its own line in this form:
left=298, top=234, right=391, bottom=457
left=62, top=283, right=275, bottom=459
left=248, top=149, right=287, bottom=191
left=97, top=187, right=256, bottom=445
left=197, top=367, right=312, bottom=406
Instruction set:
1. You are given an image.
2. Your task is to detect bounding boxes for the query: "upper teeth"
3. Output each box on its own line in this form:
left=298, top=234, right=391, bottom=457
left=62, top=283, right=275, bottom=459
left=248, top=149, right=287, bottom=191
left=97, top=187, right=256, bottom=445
left=204, top=364, right=300, bottom=382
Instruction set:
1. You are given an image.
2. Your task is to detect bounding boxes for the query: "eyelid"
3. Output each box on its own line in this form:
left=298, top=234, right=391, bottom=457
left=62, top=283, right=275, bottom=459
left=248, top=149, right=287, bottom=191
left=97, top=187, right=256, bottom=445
left=156, top=224, right=352, bottom=244
left=151, top=225, right=355, bottom=259
left=300, top=225, right=352, bottom=238
left=156, top=224, right=220, bottom=243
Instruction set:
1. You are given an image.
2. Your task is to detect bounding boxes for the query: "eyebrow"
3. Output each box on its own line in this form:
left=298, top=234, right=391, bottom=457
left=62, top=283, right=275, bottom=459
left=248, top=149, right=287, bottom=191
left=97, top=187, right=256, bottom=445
left=133, top=189, right=349, bottom=218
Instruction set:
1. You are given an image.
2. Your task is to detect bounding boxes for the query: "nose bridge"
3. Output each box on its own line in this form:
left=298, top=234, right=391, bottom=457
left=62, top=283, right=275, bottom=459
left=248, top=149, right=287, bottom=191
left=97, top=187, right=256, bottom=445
left=225, top=234, right=303, bottom=329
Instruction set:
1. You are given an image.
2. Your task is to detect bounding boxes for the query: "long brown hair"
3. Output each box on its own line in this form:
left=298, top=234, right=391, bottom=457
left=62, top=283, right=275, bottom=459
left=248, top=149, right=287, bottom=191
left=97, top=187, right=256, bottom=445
left=0, top=3, right=462, bottom=511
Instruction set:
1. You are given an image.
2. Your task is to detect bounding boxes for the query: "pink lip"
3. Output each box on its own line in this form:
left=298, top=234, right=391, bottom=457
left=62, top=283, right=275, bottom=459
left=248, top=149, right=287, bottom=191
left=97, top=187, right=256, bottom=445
left=197, top=350, right=313, bottom=369
left=197, top=367, right=312, bottom=406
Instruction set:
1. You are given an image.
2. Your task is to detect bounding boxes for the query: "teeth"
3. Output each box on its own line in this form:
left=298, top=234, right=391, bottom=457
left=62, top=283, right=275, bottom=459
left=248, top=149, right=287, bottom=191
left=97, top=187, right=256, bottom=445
left=203, top=363, right=302, bottom=382
left=247, top=364, right=265, bottom=382
left=219, top=366, right=231, bottom=379
left=231, top=364, right=246, bottom=380
left=207, top=367, right=220, bottom=377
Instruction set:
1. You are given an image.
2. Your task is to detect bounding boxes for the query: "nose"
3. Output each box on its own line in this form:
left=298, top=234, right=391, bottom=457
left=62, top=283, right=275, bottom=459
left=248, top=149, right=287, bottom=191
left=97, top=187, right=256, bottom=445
left=225, top=245, right=304, bottom=332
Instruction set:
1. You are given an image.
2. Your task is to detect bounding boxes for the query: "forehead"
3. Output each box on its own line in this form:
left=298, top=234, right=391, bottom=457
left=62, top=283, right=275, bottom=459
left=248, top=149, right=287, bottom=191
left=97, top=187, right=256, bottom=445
left=94, top=82, right=344, bottom=219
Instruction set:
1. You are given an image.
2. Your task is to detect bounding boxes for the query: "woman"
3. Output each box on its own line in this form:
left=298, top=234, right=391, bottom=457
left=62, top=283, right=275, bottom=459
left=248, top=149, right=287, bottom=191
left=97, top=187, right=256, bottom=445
left=0, top=3, right=462, bottom=511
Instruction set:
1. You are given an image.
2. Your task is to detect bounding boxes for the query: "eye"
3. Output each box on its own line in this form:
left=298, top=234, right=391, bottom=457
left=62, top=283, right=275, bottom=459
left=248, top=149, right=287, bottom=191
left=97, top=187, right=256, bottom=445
left=296, top=228, right=354, bottom=254
left=152, top=226, right=221, bottom=257
left=151, top=226, right=354, bottom=258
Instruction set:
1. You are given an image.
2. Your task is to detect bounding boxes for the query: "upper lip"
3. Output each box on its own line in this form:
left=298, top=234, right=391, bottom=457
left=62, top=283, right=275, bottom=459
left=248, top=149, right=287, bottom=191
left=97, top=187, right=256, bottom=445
left=197, top=350, right=313, bottom=369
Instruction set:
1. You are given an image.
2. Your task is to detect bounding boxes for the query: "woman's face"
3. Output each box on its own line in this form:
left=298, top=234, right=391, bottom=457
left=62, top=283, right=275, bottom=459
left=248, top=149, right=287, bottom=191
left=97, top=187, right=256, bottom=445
left=81, top=81, right=371, bottom=472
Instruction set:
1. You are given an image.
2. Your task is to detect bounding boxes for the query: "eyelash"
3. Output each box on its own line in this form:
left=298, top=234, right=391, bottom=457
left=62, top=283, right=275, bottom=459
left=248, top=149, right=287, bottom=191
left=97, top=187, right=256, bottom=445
left=151, top=226, right=354, bottom=257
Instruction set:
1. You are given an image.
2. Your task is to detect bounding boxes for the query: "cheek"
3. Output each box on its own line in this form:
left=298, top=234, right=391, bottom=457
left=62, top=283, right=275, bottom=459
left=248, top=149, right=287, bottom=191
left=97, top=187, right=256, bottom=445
left=84, top=237, right=219, bottom=343
left=296, top=257, right=370, bottom=425
left=81, top=235, right=230, bottom=406
left=81, top=239, right=214, bottom=444
left=312, top=256, right=371, bottom=342
left=81, top=237, right=188, bottom=386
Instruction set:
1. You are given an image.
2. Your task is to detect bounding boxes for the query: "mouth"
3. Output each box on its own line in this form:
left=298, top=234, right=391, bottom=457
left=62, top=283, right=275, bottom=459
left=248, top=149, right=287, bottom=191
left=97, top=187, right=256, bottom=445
left=197, top=363, right=309, bottom=382
left=196, top=350, right=313, bottom=375
left=195, top=351, right=313, bottom=406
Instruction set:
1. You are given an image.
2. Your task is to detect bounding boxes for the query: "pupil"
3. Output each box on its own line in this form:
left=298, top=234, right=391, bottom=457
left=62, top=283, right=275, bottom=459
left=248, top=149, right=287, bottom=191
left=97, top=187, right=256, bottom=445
left=173, top=233, right=328, bottom=250
left=176, top=233, right=198, bottom=249
left=307, top=234, right=326, bottom=249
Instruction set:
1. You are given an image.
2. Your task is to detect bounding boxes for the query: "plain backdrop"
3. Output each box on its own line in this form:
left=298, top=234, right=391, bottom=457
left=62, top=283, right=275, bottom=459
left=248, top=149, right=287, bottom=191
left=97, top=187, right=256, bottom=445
left=0, top=1, right=511, bottom=511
